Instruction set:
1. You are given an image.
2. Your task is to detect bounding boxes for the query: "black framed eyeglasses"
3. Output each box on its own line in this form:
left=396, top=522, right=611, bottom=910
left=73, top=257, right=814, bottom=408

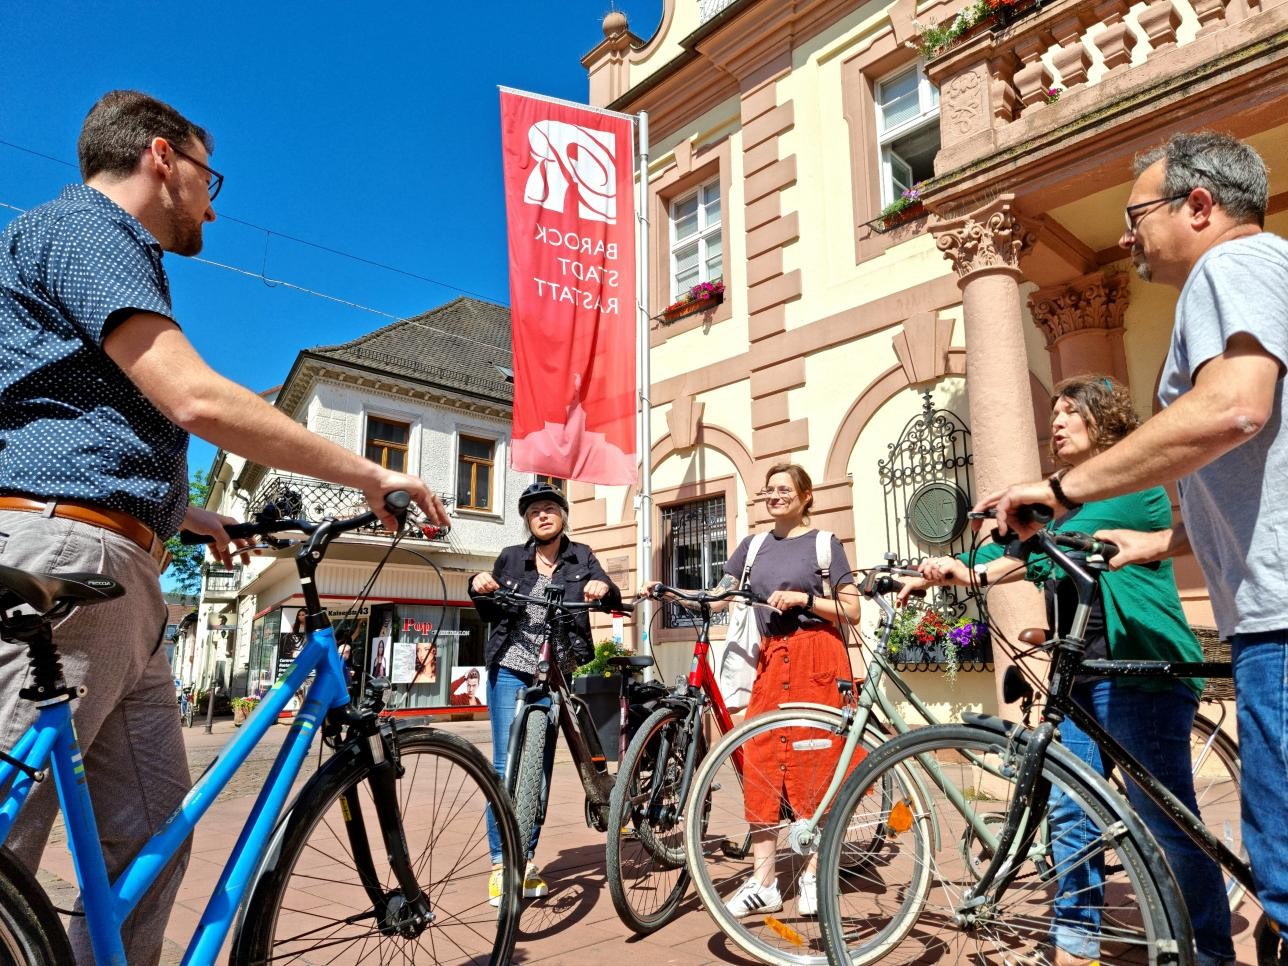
left=168, top=143, right=224, bottom=202
left=1123, top=193, right=1189, bottom=234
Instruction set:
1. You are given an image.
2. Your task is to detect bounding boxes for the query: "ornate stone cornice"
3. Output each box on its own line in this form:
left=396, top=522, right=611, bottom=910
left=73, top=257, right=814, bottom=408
left=932, top=194, right=1037, bottom=282
left=1029, top=271, right=1130, bottom=347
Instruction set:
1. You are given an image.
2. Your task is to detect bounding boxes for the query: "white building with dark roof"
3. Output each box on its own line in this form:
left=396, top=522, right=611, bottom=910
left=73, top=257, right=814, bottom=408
left=192, top=297, right=539, bottom=716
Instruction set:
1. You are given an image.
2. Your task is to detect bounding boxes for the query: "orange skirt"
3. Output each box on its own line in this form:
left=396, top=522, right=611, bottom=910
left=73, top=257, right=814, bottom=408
left=742, top=625, right=866, bottom=824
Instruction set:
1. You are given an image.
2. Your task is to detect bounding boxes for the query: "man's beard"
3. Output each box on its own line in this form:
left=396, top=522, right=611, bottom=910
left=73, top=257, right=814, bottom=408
left=1131, top=245, right=1151, bottom=282
left=168, top=209, right=205, bottom=256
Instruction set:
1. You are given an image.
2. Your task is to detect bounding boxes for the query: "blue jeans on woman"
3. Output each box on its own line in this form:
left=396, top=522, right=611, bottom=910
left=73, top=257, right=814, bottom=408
left=1232, top=631, right=1288, bottom=954
left=485, top=664, right=554, bottom=864
left=1048, top=680, right=1234, bottom=965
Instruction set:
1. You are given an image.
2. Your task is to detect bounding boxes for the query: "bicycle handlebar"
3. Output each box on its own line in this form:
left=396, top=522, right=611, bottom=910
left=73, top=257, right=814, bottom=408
left=645, top=583, right=767, bottom=606
left=486, top=587, right=613, bottom=614
left=178, top=491, right=413, bottom=545
left=967, top=507, right=1119, bottom=562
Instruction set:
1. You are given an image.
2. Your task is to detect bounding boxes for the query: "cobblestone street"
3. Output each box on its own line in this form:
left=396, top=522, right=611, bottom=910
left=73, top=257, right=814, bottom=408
left=36, top=714, right=1262, bottom=964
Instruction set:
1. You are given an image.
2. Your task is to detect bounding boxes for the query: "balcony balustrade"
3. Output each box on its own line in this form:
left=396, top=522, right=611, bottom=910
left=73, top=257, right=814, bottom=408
left=244, top=474, right=455, bottom=543
left=924, top=0, right=1286, bottom=176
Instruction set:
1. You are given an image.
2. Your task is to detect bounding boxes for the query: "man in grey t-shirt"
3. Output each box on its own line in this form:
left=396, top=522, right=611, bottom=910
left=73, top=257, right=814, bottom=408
left=982, top=132, right=1287, bottom=962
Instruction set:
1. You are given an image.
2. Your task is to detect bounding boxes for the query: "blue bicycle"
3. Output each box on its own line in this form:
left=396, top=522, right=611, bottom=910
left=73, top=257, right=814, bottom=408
left=0, top=492, right=521, bottom=965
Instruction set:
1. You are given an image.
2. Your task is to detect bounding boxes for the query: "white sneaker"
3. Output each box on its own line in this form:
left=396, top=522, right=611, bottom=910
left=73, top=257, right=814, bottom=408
left=797, top=872, right=818, bottom=917
left=724, top=876, right=782, bottom=917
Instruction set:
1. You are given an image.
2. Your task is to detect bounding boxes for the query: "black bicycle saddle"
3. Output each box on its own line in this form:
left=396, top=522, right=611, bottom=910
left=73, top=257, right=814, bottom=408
left=0, top=563, right=125, bottom=615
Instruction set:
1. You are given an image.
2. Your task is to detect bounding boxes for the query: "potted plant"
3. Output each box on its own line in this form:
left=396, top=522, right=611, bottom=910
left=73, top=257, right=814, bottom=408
left=908, top=0, right=1039, bottom=59
left=572, top=639, right=628, bottom=760
left=660, top=279, right=725, bottom=324
left=877, top=184, right=928, bottom=232
left=231, top=695, right=260, bottom=727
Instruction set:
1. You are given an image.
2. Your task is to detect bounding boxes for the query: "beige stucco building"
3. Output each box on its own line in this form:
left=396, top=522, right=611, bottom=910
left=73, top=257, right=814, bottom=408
left=571, top=0, right=1288, bottom=714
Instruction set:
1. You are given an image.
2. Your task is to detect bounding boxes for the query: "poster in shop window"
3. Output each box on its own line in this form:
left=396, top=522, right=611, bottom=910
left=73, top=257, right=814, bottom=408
left=449, top=666, right=486, bottom=707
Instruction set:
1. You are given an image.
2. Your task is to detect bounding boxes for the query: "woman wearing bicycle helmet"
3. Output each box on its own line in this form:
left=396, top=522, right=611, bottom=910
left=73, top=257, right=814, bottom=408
left=901, top=375, right=1233, bottom=966
left=469, top=481, right=623, bottom=906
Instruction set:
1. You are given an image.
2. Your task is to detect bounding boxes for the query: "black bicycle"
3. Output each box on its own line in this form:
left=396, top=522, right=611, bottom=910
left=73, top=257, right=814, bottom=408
left=484, top=586, right=655, bottom=867
left=817, top=512, right=1254, bottom=965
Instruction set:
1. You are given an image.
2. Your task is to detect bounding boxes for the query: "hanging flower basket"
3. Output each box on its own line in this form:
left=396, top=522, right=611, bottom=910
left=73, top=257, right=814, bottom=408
left=660, top=280, right=725, bottom=325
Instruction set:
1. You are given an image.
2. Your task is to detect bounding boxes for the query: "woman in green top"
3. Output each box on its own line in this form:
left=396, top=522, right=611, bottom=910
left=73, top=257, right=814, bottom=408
left=901, top=375, right=1233, bottom=966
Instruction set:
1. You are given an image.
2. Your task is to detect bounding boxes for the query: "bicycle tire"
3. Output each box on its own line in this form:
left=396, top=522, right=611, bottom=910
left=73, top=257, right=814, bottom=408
left=684, top=706, right=898, bottom=966
left=0, top=847, right=73, bottom=965
left=1189, top=707, right=1244, bottom=912
left=606, top=705, right=702, bottom=934
left=509, top=704, right=551, bottom=861
left=233, top=726, right=522, bottom=965
left=818, top=723, right=1188, bottom=966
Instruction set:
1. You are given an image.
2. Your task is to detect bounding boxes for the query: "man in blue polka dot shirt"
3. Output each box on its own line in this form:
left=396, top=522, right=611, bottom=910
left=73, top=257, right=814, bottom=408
left=0, top=90, right=450, bottom=964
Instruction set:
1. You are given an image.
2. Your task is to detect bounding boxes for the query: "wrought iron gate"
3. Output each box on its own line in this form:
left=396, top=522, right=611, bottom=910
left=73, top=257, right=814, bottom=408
left=877, top=391, right=991, bottom=671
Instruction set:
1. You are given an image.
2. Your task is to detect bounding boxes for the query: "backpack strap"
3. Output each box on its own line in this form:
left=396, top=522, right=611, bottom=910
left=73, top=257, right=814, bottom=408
left=739, top=532, right=770, bottom=590
left=815, top=530, right=834, bottom=598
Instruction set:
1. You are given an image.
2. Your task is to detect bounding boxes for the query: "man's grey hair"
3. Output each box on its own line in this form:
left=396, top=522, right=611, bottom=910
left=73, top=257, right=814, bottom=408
left=1134, top=132, right=1268, bottom=227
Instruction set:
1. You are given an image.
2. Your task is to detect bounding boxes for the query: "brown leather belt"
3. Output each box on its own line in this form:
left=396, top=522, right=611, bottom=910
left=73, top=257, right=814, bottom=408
left=0, top=496, right=171, bottom=571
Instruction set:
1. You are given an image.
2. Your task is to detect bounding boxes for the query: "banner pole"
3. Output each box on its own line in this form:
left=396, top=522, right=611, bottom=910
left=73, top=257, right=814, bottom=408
left=636, top=110, right=653, bottom=668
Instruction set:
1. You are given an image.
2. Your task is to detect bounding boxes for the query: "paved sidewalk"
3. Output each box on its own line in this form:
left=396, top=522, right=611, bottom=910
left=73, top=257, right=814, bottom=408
left=36, top=715, right=1262, bottom=964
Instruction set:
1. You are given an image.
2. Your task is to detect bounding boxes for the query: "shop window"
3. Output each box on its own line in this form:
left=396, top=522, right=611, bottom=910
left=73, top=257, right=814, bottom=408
left=456, top=435, right=495, bottom=511
left=669, top=178, right=722, bottom=302
left=365, top=416, right=410, bottom=472
left=660, top=496, right=728, bottom=629
left=875, top=64, right=939, bottom=206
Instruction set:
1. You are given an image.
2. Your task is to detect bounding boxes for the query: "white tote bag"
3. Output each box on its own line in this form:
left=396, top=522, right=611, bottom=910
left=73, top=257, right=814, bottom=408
left=718, top=533, right=768, bottom=711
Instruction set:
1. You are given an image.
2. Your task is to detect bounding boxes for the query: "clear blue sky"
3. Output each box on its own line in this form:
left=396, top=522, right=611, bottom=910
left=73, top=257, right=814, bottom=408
left=1, top=1, right=661, bottom=508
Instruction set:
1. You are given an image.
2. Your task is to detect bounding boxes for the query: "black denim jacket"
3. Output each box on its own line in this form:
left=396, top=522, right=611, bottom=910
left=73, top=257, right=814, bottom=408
left=470, top=535, right=624, bottom=668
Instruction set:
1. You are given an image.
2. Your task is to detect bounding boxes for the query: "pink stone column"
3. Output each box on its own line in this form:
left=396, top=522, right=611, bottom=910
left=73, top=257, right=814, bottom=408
left=933, top=195, right=1048, bottom=712
left=1029, top=272, right=1131, bottom=385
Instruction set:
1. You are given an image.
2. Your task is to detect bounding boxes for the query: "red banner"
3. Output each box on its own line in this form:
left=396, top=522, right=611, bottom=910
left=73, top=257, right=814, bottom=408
left=500, top=89, right=637, bottom=485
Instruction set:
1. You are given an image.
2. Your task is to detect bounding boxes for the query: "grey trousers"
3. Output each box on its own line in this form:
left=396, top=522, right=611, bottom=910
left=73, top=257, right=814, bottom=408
left=0, top=510, right=191, bottom=965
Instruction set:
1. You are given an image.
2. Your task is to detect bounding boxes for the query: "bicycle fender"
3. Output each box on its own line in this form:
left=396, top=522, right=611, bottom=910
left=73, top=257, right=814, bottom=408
left=777, top=701, right=846, bottom=716
left=958, top=712, right=1196, bottom=964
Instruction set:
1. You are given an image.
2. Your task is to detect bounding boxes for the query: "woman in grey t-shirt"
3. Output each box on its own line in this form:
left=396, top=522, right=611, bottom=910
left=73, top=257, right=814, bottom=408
left=720, top=463, right=860, bottom=919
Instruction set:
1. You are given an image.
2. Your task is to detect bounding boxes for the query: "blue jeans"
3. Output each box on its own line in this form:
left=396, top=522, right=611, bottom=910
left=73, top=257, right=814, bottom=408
left=1233, top=631, right=1288, bottom=942
left=485, top=665, right=554, bottom=864
left=1048, top=680, right=1234, bottom=965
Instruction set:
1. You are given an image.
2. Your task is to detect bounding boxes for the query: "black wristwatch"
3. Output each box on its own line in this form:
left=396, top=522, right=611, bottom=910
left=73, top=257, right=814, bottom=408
left=1048, top=472, right=1082, bottom=511
left=804, top=592, right=815, bottom=612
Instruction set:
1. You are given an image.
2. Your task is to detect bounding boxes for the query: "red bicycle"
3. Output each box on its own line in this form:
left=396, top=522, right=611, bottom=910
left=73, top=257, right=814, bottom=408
left=604, top=583, right=769, bottom=934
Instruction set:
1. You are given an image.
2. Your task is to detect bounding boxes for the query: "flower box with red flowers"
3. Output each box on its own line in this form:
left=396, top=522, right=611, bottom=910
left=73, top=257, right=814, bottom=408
left=660, top=280, right=725, bottom=324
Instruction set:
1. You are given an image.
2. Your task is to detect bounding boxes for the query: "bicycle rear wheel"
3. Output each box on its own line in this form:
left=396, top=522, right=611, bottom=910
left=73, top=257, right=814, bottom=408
left=0, top=847, right=73, bottom=964
left=233, top=726, right=521, bottom=965
left=818, top=724, right=1188, bottom=966
left=684, top=706, right=897, bottom=965
left=606, top=705, right=703, bottom=934
left=1189, top=706, right=1244, bottom=911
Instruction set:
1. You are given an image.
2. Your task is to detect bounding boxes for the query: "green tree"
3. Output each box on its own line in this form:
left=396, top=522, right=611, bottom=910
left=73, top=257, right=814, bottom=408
left=163, top=468, right=212, bottom=596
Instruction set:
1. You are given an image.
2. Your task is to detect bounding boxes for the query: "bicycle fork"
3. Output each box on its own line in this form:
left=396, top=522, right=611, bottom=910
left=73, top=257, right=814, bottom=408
left=344, top=721, right=433, bottom=936
left=956, top=720, right=1055, bottom=926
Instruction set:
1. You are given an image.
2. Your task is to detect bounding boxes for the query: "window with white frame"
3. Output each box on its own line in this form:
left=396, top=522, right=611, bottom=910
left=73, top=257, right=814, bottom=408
left=669, top=178, right=722, bottom=301
left=875, top=64, right=940, bottom=207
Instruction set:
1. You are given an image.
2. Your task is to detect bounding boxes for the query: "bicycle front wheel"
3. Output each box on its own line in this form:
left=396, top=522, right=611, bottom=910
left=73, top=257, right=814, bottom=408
left=509, top=704, right=551, bottom=859
left=818, top=723, right=1187, bottom=966
left=606, top=704, right=703, bottom=934
left=234, top=726, right=522, bottom=965
left=685, top=706, right=896, bottom=966
left=0, top=847, right=73, bottom=964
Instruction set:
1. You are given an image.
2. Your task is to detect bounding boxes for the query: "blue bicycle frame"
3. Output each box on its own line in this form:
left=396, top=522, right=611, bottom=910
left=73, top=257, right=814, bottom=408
left=0, top=618, right=351, bottom=965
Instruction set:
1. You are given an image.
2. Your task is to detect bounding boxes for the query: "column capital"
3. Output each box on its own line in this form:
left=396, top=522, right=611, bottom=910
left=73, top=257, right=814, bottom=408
left=932, top=194, right=1036, bottom=282
left=1028, top=271, right=1130, bottom=348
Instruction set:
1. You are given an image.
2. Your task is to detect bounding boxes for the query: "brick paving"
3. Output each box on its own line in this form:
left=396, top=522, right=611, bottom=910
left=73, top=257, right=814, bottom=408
left=35, top=714, right=1262, bottom=964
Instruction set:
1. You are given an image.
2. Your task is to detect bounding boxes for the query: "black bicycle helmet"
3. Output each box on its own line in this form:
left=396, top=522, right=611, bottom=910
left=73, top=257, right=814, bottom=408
left=518, top=481, right=568, bottom=516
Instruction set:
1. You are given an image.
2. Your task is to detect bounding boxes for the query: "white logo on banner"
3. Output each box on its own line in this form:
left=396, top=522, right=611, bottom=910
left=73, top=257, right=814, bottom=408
left=524, top=120, right=617, bottom=224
